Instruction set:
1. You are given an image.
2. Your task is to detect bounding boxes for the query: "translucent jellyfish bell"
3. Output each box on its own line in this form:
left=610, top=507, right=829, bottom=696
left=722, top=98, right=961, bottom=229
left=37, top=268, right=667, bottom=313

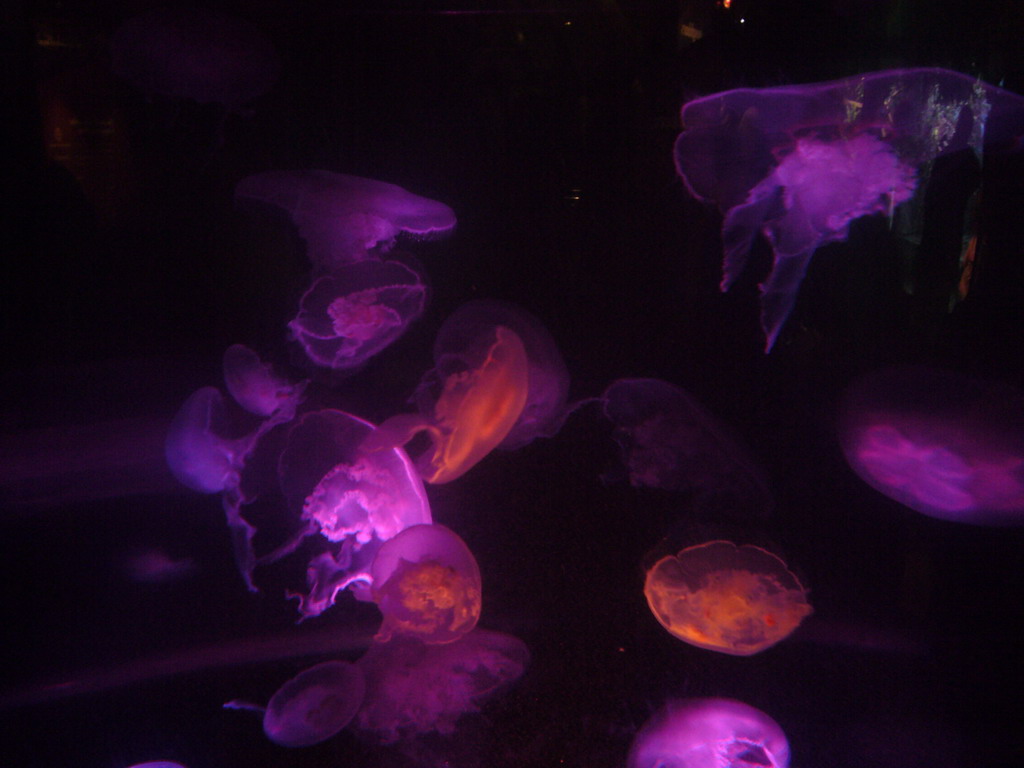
left=165, top=386, right=248, bottom=493
left=355, top=628, right=529, bottom=743
left=600, top=379, right=772, bottom=518
left=366, top=319, right=530, bottom=483
left=287, top=257, right=428, bottom=371
left=628, top=697, right=790, bottom=768
left=263, top=660, right=366, bottom=748
left=235, top=171, right=457, bottom=268
left=674, top=67, right=1024, bottom=350
left=223, top=344, right=304, bottom=418
left=370, top=524, right=482, bottom=644
left=838, top=366, right=1024, bottom=525
left=644, top=540, right=811, bottom=655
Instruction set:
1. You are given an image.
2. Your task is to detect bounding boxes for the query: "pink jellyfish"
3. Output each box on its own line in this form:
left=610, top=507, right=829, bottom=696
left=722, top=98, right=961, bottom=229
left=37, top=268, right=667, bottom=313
left=261, top=409, right=433, bottom=618
left=287, top=256, right=428, bottom=371
left=164, top=387, right=249, bottom=494
left=355, top=628, right=529, bottom=743
left=234, top=171, right=456, bottom=269
left=370, top=524, right=482, bottom=644
left=262, top=660, right=366, bottom=748
left=628, top=698, right=790, bottom=768
left=644, top=540, right=812, bottom=656
left=675, top=68, right=1024, bottom=350
left=222, top=344, right=305, bottom=419
left=600, top=378, right=772, bottom=518
left=838, top=365, right=1024, bottom=525
left=366, top=312, right=531, bottom=483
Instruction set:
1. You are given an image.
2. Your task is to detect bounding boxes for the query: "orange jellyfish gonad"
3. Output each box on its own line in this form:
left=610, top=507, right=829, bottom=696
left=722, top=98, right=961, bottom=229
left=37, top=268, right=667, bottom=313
left=644, top=540, right=811, bottom=655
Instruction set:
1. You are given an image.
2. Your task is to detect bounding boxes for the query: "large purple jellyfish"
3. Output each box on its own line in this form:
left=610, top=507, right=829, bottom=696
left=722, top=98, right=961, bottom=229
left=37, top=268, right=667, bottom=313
left=838, top=366, right=1024, bottom=525
left=600, top=378, right=772, bottom=518
left=287, top=256, right=428, bottom=372
left=235, top=171, right=457, bottom=269
left=355, top=629, right=529, bottom=743
left=675, top=68, right=1024, bottom=350
left=628, top=697, right=790, bottom=768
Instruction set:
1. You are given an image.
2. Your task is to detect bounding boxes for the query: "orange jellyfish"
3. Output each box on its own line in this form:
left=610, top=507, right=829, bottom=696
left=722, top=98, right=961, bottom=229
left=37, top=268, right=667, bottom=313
left=365, top=323, right=529, bottom=483
left=644, top=540, right=811, bottom=656
left=370, top=524, right=482, bottom=644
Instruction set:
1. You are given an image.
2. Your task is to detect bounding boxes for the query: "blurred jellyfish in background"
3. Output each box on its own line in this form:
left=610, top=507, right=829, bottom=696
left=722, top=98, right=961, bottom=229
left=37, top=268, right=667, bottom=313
left=223, top=343, right=305, bottom=419
left=371, top=523, right=481, bottom=644
left=644, top=540, right=811, bottom=656
left=234, top=171, right=457, bottom=269
left=287, top=256, right=428, bottom=372
left=838, top=366, right=1024, bottom=525
left=599, top=378, right=772, bottom=519
left=355, top=628, right=529, bottom=743
left=674, top=68, right=1024, bottom=350
left=261, top=660, right=366, bottom=747
left=628, top=697, right=790, bottom=768
left=274, top=409, right=432, bottom=617
left=165, top=386, right=253, bottom=495
left=366, top=310, right=531, bottom=483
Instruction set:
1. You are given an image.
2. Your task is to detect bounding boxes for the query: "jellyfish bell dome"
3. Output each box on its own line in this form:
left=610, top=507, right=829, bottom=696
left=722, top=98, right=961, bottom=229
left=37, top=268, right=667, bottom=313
left=628, top=697, right=790, bottom=768
left=263, top=660, right=366, bottom=748
left=165, top=386, right=247, bottom=494
left=222, top=344, right=305, bottom=418
left=644, top=540, right=812, bottom=656
left=370, top=523, right=482, bottom=644
left=838, top=365, right=1024, bottom=525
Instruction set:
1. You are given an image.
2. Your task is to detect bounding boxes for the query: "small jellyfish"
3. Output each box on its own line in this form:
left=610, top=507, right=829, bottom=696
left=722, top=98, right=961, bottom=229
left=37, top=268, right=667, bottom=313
left=287, top=257, right=428, bottom=371
left=355, top=628, right=529, bottom=743
left=600, top=379, right=772, bottom=518
left=261, top=660, right=366, bottom=748
left=235, top=171, right=457, bottom=268
left=366, top=320, right=530, bottom=483
left=370, top=524, right=482, bottom=644
left=274, top=409, right=432, bottom=617
left=675, top=68, right=1024, bottom=350
left=222, top=344, right=304, bottom=418
left=838, top=366, right=1024, bottom=525
left=628, top=697, right=790, bottom=768
left=165, top=386, right=248, bottom=494
left=644, top=540, right=811, bottom=655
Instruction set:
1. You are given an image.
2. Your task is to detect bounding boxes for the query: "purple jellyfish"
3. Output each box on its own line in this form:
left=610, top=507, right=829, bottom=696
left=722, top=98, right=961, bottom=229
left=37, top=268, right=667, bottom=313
left=234, top=171, right=456, bottom=269
left=599, top=379, right=773, bottom=518
left=287, top=256, right=428, bottom=371
left=370, top=524, right=482, bottom=644
left=628, top=697, right=790, bottom=768
left=165, top=386, right=250, bottom=494
left=838, top=366, right=1024, bottom=525
left=675, top=68, right=1024, bottom=350
left=262, top=660, right=366, bottom=748
left=274, top=409, right=432, bottom=618
left=355, top=628, right=529, bottom=743
left=223, top=344, right=305, bottom=418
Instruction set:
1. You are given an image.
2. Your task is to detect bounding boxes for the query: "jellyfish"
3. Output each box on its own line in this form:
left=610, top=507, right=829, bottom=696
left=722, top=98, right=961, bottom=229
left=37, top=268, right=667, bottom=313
left=235, top=171, right=457, bottom=269
left=365, top=318, right=530, bottom=484
left=260, top=661, right=366, bottom=748
left=838, top=366, right=1024, bottom=525
left=600, top=379, right=772, bottom=518
left=287, top=257, right=429, bottom=371
left=674, top=68, right=1024, bottom=350
left=222, top=344, right=304, bottom=418
left=355, top=628, right=529, bottom=743
left=644, top=540, right=811, bottom=655
left=267, top=409, right=432, bottom=617
left=628, top=697, right=790, bottom=768
left=164, top=387, right=249, bottom=494
left=370, top=524, right=482, bottom=644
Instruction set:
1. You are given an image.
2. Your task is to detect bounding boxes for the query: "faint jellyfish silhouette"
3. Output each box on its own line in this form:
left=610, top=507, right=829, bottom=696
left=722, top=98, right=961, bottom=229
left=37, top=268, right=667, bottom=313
left=424, top=299, right=570, bottom=450
left=235, top=171, right=457, bottom=269
left=355, top=628, right=529, bottom=743
left=838, top=366, right=1024, bottom=525
left=223, top=344, right=305, bottom=418
left=273, top=409, right=432, bottom=618
left=370, top=524, right=482, bottom=644
left=287, top=257, right=428, bottom=371
left=628, top=697, right=790, bottom=768
left=644, top=540, right=811, bottom=655
left=262, top=660, right=366, bottom=747
left=365, top=317, right=530, bottom=483
left=165, top=387, right=249, bottom=494
left=675, top=67, right=1024, bottom=350
left=600, top=379, right=772, bottom=518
